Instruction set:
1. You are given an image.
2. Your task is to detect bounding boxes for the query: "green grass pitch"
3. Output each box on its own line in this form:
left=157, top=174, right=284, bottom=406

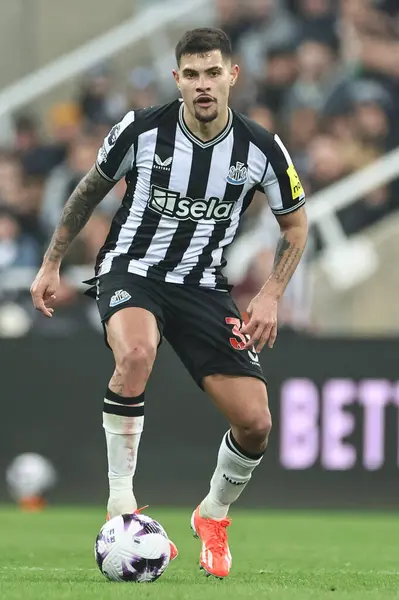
left=0, top=505, right=398, bottom=599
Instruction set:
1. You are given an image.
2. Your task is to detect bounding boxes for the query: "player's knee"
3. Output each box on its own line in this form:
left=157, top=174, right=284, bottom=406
left=252, top=410, right=272, bottom=441
left=240, top=409, right=272, bottom=446
left=116, top=343, right=156, bottom=384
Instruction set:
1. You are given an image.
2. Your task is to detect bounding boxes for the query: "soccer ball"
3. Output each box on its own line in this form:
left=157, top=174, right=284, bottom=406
left=94, top=513, right=170, bottom=583
left=6, top=453, right=56, bottom=501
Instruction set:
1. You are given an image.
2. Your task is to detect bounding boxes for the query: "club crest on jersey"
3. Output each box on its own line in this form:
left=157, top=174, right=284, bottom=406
left=154, top=154, right=173, bottom=171
left=226, top=161, right=248, bottom=185
left=109, top=289, right=131, bottom=308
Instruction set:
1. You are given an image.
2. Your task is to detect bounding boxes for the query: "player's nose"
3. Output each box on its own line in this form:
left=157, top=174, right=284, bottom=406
left=196, top=76, right=211, bottom=91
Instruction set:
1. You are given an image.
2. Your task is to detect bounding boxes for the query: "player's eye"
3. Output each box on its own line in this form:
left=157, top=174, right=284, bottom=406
left=210, top=71, right=220, bottom=77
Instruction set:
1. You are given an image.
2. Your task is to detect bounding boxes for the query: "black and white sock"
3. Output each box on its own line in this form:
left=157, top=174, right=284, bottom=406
left=200, top=430, right=264, bottom=520
left=103, top=388, right=144, bottom=518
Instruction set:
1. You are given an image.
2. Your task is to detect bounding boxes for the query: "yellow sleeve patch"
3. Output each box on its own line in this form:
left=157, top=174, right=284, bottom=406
left=287, top=164, right=304, bottom=200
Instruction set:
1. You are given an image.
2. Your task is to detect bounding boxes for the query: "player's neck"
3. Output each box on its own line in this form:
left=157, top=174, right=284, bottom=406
left=183, top=105, right=229, bottom=143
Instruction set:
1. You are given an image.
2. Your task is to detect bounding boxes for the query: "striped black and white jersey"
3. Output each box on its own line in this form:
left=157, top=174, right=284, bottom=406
left=95, top=99, right=305, bottom=291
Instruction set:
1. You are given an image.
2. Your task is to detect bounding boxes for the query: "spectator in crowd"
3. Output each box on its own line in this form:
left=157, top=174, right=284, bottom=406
left=0, top=206, right=40, bottom=270
left=78, top=63, right=126, bottom=126
left=125, top=67, right=161, bottom=111
left=13, top=113, right=65, bottom=177
left=256, top=43, right=298, bottom=116
left=39, top=133, right=116, bottom=235
left=0, top=151, right=22, bottom=209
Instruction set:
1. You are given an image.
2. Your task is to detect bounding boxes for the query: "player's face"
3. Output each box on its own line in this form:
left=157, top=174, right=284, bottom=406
left=173, top=50, right=239, bottom=123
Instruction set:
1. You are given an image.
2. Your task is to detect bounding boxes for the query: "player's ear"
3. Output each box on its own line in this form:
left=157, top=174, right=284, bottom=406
left=172, top=69, right=180, bottom=89
left=230, top=64, right=239, bottom=87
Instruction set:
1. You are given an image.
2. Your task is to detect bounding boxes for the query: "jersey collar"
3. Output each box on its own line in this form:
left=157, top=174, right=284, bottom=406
left=178, top=101, right=233, bottom=149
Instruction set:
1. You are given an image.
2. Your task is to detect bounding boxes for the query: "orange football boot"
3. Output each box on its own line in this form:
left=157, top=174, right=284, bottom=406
left=191, top=505, right=232, bottom=578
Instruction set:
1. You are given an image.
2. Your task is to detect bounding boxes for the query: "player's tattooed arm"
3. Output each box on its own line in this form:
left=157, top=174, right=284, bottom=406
left=43, top=166, right=115, bottom=266
left=271, top=233, right=303, bottom=286
left=266, top=206, right=308, bottom=298
left=241, top=206, right=308, bottom=352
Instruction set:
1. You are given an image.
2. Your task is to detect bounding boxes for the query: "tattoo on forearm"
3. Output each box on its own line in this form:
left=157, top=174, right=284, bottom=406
left=44, top=166, right=115, bottom=263
left=272, top=234, right=303, bottom=284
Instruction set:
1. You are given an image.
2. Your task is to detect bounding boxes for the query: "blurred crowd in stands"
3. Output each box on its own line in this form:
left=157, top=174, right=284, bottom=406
left=0, top=0, right=398, bottom=336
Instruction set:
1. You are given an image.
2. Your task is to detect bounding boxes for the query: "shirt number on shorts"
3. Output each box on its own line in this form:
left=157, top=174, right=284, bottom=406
left=225, top=317, right=259, bottom=363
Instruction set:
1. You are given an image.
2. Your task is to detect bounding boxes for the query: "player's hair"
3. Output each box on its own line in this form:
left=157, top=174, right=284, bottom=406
left=175, top=28, right=232, bottom=66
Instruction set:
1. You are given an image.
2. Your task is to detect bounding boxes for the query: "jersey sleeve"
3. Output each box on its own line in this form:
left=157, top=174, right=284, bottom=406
left=95, top=111, right=136, bottom=182
left=261, top=134, right=305, bottom=215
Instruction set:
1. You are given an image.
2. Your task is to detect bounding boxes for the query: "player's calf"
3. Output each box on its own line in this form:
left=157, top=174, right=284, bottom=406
left=199, top=429, right=265, bottom=522
left=199, top=378, right=271, bottom=523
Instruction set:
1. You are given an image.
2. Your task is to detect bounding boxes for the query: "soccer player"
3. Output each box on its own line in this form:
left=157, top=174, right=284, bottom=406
left=31, top=28, right=308, bottom=578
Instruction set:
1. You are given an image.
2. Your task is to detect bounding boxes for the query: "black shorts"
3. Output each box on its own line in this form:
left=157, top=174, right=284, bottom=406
left=84, top=272, right=266, bottom=390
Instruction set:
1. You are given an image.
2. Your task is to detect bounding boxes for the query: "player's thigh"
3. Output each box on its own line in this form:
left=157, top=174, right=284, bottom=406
left=106, top=307, right=160, bottom=366
left=203, top=374, right=271, bottom=433
left=166, top=286, right=266, bottom=390
left=97, top=272, right=164, bottom=365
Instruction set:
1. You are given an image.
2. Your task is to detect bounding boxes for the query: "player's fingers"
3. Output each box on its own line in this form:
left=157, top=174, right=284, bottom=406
left=45, top=294, right=57, bottom=306
left=43, top=285, right=56, bottom=298
left=255, top=324, right=273, bottom=353
left=36, top=299, right=54, bottom=318
left=32, top=289, right=53, bottom=318
left=30, top=286, right=41, bottom=308
left=268, top=323, right=278, bottom=349
left=244, top=323, right=264, bottom=350
left=240, top=318, right=257, bottom=338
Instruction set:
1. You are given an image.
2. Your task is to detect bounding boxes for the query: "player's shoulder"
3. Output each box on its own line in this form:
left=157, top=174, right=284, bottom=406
left=127, top=100, right=181, bottom=134
left=232, top=110, right=276, bottom=153
left=109, top=101, right=180, bottom=143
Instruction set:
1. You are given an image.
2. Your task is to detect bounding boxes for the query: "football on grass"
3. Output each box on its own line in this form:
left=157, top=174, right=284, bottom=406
left=94, top=513, right=170, bottom=582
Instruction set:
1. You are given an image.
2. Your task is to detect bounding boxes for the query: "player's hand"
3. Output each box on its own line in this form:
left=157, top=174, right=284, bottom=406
left=240, top=291, right=278, bottom=353
left=30, top=266, right=60, bottom=318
